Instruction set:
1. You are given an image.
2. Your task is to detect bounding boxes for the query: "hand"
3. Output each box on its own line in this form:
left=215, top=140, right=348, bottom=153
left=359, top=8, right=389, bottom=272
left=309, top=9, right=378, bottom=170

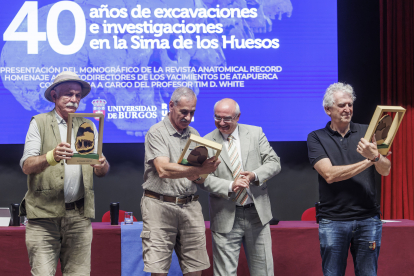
left=199, top=156, right=221, bottom=174
left=357, top=136, right=379, bottom=160
left=53, top=142, right=73, bottom=161
left=91, top=156, right=107, bottom=169
left=232, top=176, right=250, bottom=192
left=239, top=171, right=255, bottom=183
left=186, top=175, right=200, bottom=181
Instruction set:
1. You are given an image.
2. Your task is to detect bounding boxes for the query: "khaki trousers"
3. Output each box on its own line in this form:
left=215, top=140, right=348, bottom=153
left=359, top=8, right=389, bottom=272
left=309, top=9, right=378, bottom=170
left=141, top=195, right=210, bottom=274
left=25, top=206, right=93, bottom=276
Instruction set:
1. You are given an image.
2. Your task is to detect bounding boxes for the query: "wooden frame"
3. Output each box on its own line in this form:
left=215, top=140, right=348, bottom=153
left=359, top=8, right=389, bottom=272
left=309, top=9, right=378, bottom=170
left=178, top=134, right=222, bottom=178
left=66, top=113, right=104, bottom=165
left=364, top=105, right=406, bottom=155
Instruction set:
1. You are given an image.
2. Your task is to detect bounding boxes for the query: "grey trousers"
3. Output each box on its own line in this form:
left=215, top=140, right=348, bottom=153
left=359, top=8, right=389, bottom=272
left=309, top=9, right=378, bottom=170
left=212, top=205, right=274, bottom=276
left=25, top=207, right=92, bottom=276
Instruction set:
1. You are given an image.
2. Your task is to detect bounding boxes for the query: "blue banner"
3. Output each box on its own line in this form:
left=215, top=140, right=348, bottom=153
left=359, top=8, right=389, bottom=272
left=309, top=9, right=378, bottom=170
left=0, top=0, right=337, bottom=143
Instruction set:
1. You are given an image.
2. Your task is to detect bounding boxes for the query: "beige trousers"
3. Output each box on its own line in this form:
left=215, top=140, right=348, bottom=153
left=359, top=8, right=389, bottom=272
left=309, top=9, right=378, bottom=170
left=25, top=206, right=93, bottom=276
left=141, top=195, right=210, bottom=274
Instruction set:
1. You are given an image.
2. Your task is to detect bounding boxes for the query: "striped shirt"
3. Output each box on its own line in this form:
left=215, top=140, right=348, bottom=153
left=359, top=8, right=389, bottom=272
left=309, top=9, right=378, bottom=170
left=221, top=126, right=255, bottom=205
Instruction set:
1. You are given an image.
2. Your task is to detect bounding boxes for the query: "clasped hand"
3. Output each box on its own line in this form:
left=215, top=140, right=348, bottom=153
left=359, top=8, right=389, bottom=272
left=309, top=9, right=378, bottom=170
left=232, top=171, right=255, bottom=192
left=232, top=175, right=250, bottom=192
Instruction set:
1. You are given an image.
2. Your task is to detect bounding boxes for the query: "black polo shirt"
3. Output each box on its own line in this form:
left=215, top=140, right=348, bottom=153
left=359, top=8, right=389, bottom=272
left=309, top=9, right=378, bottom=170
left=307, top=121, right=379, bottom=220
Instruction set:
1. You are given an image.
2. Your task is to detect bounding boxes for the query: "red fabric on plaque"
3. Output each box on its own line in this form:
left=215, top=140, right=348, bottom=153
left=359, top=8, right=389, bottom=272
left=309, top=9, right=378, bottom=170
left=380, top=0, right=414, bottom=219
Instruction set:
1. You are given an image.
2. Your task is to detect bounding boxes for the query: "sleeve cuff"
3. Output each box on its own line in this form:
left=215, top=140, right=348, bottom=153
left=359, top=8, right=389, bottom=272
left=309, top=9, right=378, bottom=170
left=253, top=172, right=258, bottom=182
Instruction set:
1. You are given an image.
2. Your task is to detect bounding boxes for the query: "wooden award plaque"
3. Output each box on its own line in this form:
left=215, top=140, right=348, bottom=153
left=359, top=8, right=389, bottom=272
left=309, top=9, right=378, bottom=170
left=177, top=134, right=222, bottom=178
left=364, top=106, right=406, bottom=155
left=66, top=113, right=104, bottom=165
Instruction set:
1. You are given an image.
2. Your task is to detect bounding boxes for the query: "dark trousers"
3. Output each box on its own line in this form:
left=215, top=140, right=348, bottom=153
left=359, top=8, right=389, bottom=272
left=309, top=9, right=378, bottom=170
left=319, top=215, right=382, bottom=276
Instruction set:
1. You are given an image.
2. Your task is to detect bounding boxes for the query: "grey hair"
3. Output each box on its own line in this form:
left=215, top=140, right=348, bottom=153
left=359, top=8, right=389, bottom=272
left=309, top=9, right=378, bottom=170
left=323, top=82, right=356, bottom=114
left=170, top=87, right=197, bottom=106
left=214, top=99, right=240, bottom=116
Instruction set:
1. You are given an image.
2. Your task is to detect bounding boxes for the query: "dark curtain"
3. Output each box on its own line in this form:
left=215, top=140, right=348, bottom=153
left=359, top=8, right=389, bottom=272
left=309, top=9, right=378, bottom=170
left=380, top=0, right=414, bottom=219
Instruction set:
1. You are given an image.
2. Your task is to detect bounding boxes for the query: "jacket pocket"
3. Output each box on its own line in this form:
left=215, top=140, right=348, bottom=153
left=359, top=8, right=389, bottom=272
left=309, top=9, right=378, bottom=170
left=140, top=231, right=150, bottom=239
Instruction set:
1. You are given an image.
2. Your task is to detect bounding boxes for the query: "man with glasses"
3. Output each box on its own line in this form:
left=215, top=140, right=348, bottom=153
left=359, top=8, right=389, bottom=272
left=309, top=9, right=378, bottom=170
left=197, top=98, right=281, bottom=275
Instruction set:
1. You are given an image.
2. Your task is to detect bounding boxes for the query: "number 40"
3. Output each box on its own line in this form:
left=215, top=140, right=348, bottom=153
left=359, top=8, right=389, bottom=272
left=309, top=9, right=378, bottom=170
left=3, top=1, right=86, bottom=55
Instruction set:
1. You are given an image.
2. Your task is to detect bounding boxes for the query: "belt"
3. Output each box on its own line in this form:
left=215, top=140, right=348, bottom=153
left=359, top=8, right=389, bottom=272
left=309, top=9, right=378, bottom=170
left=236, top=203, right=255, bottom=209
left=65, top=198, right=84, bottom=210
left=144, top=190, right=199, bottom=205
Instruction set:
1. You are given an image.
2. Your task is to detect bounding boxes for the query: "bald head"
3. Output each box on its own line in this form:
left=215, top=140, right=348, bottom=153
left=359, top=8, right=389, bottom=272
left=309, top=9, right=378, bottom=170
left=214, top=98, right=240, bottom=135
left=214, top=98, right=240, bottom=116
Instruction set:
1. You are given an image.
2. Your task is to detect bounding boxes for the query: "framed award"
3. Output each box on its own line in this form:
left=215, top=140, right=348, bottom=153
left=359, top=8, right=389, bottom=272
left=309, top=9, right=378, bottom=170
left=364, top=105, right=406, bottom=155
left=66, top=113, right=104, bottom=165
left=178, top=134, right=222, bottom=178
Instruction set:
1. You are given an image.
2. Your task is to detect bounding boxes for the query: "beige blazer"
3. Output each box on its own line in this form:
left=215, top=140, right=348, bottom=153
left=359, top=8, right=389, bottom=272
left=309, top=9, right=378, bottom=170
left=200, top=124, right=281, bottom=233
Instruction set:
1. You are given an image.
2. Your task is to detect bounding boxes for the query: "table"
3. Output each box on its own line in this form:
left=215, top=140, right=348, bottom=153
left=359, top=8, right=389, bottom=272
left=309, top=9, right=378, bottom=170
left=1, top=220, right=413, bottom=275
left=0, top=222, right=120, bottom=276
left=226, top=220, right=414, bottom=276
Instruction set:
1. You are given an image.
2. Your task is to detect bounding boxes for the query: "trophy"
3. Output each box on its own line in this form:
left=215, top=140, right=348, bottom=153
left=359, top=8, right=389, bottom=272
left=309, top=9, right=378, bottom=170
left=66, top=113, right=104, bottom=165
left=177, top=134, right=222, bottom=178
left=364, top=106, right=406, bottom=155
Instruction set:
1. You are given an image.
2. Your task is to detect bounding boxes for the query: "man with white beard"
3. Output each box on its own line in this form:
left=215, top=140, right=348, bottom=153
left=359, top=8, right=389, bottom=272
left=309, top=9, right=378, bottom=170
left=20, top=71, right=110, bottom=276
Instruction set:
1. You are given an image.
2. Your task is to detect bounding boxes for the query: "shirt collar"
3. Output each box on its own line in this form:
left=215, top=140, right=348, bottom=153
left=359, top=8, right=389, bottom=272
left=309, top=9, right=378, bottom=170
left=163, top=115, right=190, bottom=137
left=54, top=109, right=66, bottom=125
left=221, top=125, right=239, bottom=141
left=350, top=122, right=357, bottom=133
left=325, top=121, right=357, bottom=136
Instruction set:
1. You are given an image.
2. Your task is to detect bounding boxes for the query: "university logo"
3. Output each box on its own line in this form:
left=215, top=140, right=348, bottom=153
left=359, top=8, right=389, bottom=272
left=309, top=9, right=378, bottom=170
left=92, top=98, right=107, bottom=121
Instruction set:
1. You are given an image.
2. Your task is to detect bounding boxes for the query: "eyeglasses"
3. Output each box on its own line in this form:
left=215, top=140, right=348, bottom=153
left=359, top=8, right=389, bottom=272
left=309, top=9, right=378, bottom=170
left=214, top=115, right=238, bottom=123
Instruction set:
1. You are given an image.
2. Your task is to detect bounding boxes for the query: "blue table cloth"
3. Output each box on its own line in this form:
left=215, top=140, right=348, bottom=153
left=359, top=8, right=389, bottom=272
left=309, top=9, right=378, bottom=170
left=121, top=222, right=182, bottom=276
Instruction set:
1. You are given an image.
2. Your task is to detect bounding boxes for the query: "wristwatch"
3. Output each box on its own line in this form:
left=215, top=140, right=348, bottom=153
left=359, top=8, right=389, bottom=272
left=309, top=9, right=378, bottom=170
left=194, top=176, right=202, bottom=182
left=370, top=153, right=381, bottom=162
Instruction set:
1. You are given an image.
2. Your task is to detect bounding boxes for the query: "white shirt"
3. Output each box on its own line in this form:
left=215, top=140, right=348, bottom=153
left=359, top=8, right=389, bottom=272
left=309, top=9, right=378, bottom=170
left=20, top=110, right=98, bottom=203
left=221, top=125, right=258, bottom=206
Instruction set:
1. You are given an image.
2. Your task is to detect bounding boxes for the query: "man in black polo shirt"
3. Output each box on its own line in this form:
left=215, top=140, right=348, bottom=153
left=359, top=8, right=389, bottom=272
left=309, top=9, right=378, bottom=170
left=307, top=82, right=391, bottom=276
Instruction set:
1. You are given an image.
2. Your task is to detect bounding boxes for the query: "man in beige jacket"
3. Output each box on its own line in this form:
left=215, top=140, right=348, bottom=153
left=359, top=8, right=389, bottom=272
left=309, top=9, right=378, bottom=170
left=20, top=71, right=110, bottom=276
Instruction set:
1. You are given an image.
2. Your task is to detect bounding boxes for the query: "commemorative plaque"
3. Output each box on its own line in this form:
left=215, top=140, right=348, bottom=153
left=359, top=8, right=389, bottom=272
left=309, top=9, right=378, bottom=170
left=178, top=134, right=222, bottom=178
left=66, top=113, right=104, bottom=165
left=364, top=106, right=406, bottom=155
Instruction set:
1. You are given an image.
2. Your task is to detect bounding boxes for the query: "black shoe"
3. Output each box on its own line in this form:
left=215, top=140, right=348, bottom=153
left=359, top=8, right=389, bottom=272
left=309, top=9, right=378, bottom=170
left=269, top=218, right=279, bottom=225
